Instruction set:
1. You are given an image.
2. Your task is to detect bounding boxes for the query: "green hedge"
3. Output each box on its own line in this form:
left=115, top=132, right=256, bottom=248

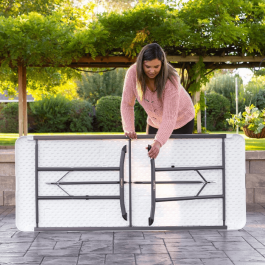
left=69, top=100, right=93, bottom=132
left=135, top=100, right=147, bottom=132
left=29, top=95, right=94, bottom=133
left=0, top=103, right=18, bottom=133
left=202, top=93, right=231, bottom=131
left=95, top=96, right=123, bottom=132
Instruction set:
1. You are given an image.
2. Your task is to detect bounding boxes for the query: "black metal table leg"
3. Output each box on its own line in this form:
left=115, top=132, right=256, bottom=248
left=119, top=145, right=127, bottom=220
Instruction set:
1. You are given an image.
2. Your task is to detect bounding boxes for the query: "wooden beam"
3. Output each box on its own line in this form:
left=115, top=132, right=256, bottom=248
left=73, top=56, right=137, bottom=64
left=167, top=55, right=265, bottom=63
left=18, top=65, right=27, bottom=136
left=170, top=62, right=263, bottom=69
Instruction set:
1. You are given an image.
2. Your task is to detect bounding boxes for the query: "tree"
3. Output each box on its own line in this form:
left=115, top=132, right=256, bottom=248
left=244, top=75, right=265, bottom=107
left=75, top=68, right=126, bottom=105
left=205, top=71, right=244, bottom=113
left=1, top=0, right=265, bottom=98
left=0, top=0, right=94, bottom=99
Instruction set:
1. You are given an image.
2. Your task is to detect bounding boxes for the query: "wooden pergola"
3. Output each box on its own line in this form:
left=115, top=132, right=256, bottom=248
left=16, top=55, right=264, bottom=136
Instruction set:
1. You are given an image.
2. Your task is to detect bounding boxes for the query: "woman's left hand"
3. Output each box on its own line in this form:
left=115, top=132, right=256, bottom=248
left=146, top=141, right=161, bottom=159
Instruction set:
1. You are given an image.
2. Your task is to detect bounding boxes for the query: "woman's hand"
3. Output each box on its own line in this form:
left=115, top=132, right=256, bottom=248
left=146, top=141, right=161, bottom=159
left=125, top=131, right=137, bottom=139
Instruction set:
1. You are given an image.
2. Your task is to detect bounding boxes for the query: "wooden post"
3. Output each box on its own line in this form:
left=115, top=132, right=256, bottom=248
left=196, top=91, right=201, bottom=133
left=18, top=65, right=27, bottom=136
left=193, top=64, right=202, bottom=134
left=22, top=67, right=27, bottom=136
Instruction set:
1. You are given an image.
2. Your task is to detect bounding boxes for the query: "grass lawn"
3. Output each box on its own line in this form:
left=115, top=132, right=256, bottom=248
left=0, top=131, right=264, bottom=151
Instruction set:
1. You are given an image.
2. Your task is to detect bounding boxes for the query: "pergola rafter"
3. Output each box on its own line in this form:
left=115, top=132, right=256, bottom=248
left=10, top=55, right=265, bottom=136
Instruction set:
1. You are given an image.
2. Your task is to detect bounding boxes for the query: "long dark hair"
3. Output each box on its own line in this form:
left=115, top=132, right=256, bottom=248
left=136, top=43, right=179, bottom=100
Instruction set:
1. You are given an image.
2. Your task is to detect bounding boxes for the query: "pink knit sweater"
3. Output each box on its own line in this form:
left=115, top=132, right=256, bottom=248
left=121, top=64, right=195, bottom=146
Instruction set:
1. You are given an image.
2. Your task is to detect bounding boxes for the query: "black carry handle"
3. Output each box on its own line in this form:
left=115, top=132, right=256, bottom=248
left=147, top=144, right=156, bottom=226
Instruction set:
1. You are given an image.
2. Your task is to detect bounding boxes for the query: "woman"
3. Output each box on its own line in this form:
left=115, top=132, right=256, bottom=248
left=121, top=43, right=195, bottom=159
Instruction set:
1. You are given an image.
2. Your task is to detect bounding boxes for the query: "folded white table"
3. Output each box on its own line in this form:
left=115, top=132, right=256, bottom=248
left=15, top=134, right=246, bottom=231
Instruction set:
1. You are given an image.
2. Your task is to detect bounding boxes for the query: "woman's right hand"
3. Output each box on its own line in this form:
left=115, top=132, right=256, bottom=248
left=125, top=131, right=137, bottom=139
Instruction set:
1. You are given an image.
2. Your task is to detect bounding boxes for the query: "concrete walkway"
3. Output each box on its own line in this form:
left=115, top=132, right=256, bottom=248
left=0, top=205, right=265, bottom=264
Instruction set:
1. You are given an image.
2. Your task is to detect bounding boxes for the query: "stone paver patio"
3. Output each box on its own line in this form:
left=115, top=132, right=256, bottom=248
left=0, top=204, right=265, bottom=264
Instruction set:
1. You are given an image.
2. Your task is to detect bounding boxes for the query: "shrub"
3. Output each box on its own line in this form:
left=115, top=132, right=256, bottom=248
left=69, top=100, right=93, bottom=132
left=202, top=93, right=231, bottom=131
left=0, top=103, right=18, bottom=133
left=135, top=100, right=147, bottom=132
left=255, top=89, right=265, bottom=110
left=29, top=94, right=71, bottom=132
left=96, top=96, right=123, bottom=132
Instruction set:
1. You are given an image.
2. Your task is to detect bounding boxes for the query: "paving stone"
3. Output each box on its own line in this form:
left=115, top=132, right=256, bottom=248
left=234, top=261, right=264, bottom=265
left=164, top=231, right=191, bottom=235
left=26, top=248, right=80, bottom=257
left=41, top=257, right=78, bottom=265
left=78, top=254, right=105, bottom=265
left=213, top=241, right=255, bottom=251
left=165, top=241, right=212, bottom=247
left=144, top=232, right=193, bottom=240
left=0, top=242, right=31, bottom=253
left=224, top=249, right=265, bottom=262
left=80, top=240, right=113, bottom=254
left=140, top=244, right=168, bottom=254
left=218, top=230, right=251, bottom=237
left=201, top=258, right=234, bottom=265
left=135, top=253, right=173, bottom=265
left=36, top=232, right=80, bottom=241
left=172, top=259, right=203, bottom=265
left=170, top=251, right=227, bottom=259
left=0, top=223, right=18, bottom=231
left=0, top=252, right=25, bottom=256
left=0, top=237, right=35, bottom=243
left=105, top=254, right=135, bottom=265
left=81, top=232, right=113, bottom=241
left=114, top=242, right=140, bottom=254
left=54, top=240, right=82, bottom=250
left=242, top=237, right=265, bottom=249
left=0, top=256, right=43, bottom=264
left=164, top=239, right=196, bottom=244
left=114, top=231, right=144, bottom=239
left=189, top=230, right=221, bottom=236
left=0, top=231, right=16, bottom=237
left=30, top=241, right=56, bottom=250
left=166, top=244, right=216, bottom=252
left=12, top=231, right=39, bottom=238
left=255, top=248, right=265, bottom=255
left=114, top=239, right=164, bottom=245
left=193, top=236, right=246, bottom=242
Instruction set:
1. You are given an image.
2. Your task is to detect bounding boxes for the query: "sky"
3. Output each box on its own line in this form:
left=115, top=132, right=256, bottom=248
left=236, top=68, right=254, bottom=85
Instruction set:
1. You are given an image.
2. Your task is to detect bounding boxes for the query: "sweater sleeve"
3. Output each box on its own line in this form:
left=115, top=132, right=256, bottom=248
left=120, top=65, right=136, bottom=132
left=154, top=81, right=180, bottom=146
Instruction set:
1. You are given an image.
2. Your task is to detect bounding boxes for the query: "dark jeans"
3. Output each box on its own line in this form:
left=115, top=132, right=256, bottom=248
left=146, top=119, right=194, bottom=135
